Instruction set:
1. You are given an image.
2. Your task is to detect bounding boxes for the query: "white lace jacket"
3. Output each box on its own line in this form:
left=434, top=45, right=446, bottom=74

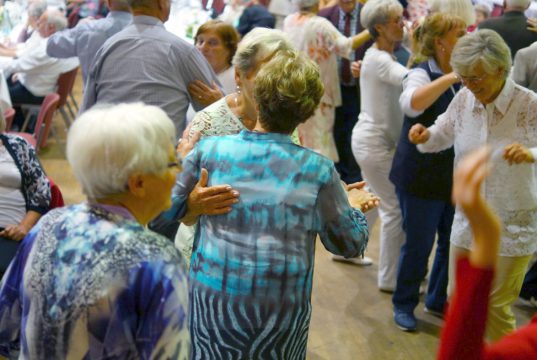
left=418, top=79, right=537, bottom=256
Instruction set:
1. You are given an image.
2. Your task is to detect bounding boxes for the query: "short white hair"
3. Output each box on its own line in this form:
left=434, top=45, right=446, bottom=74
left=232, top=28, right=295, bottom=76
left=428, top=0, right=476, bottom=26
left=45, top=9, right=68, bottom=31
left=506, top=0, right=531, bottom=8
left=450, top=29, right=512, bottom=79
left=67, top=103, right=176, bottom=200
left=360, top=0, right=403, bottom=39
left=28, top=0, right=47, bottom=18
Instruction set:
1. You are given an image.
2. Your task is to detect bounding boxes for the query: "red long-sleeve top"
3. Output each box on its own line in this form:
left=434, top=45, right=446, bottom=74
left=438, top=257, right=537, bottom=360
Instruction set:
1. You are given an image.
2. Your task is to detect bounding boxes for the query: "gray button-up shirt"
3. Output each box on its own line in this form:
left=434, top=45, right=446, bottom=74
left=81, top=15, right=220, bottom=134
left=46, top=11, right=133, bottom=82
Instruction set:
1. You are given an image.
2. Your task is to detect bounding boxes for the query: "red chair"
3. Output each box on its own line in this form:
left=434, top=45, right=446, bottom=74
left=48, top=177, right=65, bottom=209
left=9, top=93, right=60, bottom=151
left=56, top=67, right=79, bottom=128
left=3, top=108, right=15, bottom=131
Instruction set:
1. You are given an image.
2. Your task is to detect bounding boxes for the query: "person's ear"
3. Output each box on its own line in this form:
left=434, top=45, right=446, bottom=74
left=126, top=174, right=146, bottom=197
left=234, top=68, right=241, bottom=86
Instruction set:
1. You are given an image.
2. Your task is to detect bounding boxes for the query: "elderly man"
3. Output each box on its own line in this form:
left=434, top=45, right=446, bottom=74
left=0, top=1, right=48, bottom=59
left=46, top=0, right=132, bottom=83
left=513, top=41, right=537, bottom=92
left=410, top=30, right=537, bottom=341
left=479, top=0, right=537, bottom=58
left=3, top=9, right=79, bottom=130
left=81, top=0, right=220, bottom=134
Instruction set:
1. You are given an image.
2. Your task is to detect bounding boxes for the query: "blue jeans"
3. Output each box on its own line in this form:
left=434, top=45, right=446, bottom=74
left=392, top=189, right=454, bottom=313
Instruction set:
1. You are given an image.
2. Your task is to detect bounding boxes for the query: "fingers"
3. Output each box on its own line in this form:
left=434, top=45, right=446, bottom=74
left=197, top=168, right=209, bottom=187
left=408, top=124, right=427, bottom=144
left=346, top=181, right=366, bottom=191
left=503, top=143, right=530, bottom=165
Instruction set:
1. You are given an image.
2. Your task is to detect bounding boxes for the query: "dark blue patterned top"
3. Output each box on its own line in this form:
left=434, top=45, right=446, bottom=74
left=0, top=203, right=190, bottom=359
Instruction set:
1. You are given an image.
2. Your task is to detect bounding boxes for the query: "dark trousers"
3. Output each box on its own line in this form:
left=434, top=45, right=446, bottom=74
left=334, top=85, right=362, bottom=184
left=0, top=235, right=20, bottom=277
left=520, top=261, right=537, bottom=300
left=392, top=188, right=454, bottom=313
left=7, top=77, right=45, bottom=131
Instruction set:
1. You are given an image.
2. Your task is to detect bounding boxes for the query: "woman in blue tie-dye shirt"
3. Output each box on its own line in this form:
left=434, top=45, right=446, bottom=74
left=169, top=50, right=371, bottom=359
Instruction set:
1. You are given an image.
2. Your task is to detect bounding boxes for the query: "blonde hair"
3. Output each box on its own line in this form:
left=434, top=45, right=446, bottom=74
left=410, top=12, right=466, bottom=66
left=254, top=50, right=323, bottom=134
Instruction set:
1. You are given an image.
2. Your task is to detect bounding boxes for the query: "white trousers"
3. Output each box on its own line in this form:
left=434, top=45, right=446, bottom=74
left=352, top=141, right=405, bottom=289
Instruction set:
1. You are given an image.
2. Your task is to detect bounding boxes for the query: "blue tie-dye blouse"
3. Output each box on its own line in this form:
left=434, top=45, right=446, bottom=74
left=0, top=203, right=190, bottom=360
left=168, top=130, right=368, bottom=359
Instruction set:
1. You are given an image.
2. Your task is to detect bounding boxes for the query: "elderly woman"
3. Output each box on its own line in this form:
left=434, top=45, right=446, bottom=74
left=282, top=0, right=370, bottom=161
left=0, top=104, right=190, bottom=358
left=389, top=12, right=466, bottom=331
left=410, top=29, right=537, bottom=341
left=169, top=50, right=370, bottom=358
left=0, top=114, right=50, bottom=276
left=188, top=20, right=240, bottom=106
left=351, top=0, right=408, bottom=292
left=428, top=0, right=476, bottom=27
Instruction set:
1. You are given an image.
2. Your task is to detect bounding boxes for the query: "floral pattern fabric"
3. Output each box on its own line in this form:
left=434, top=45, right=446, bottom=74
left=0, top=204, right=190, bottom=359
left=283, top=14, right=352, bottom=161
left=0, top=134, right=50, bottom=214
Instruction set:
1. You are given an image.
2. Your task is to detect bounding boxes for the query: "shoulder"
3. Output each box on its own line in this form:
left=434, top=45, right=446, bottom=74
left=318, top=5, right=338, bottom=19
left=1, top=133, right=32, bottom=152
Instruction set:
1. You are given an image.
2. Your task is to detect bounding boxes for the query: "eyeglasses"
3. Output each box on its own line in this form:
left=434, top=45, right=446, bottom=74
left=167, top=152, right=183, bottom=169
left=195, top=38, right=222, bottom=48
left=460, top=74, right=487, bottom=85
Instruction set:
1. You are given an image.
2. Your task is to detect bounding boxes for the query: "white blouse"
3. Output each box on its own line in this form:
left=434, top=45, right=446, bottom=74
left=353, top=46, right=409, bottom=149
left=418, top=79, right=537, bottom=256
left=0, top=145, right=25, bottom=227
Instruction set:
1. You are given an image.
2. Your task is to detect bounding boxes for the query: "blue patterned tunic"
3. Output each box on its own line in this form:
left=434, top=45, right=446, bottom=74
left=0, top=203, right=190, bottom=359
left=169, top=130, right=369, bottom=359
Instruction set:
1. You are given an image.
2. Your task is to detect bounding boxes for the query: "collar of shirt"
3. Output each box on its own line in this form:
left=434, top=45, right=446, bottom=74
left=90, top=202, right=137, bottom=221
left=472, top=78, right=515, bottom=115
left=338, top=5, right=359, bottom=25
left=427, top=58, right=444, bottom=75
left=133, top=15, right=163, bottom=27
left=108, top=11, right=133, bottom=20
left=240, top=129, right=293, bottom=144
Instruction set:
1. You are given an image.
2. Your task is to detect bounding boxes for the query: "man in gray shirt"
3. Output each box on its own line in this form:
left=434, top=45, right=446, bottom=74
left=513, top=41, right=537, bottom=93
left=46, top=0, right=133, bottom=84
left=80, top=0, right=220, bottom=134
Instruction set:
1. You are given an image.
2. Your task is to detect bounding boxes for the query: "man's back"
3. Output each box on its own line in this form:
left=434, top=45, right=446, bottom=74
left=81, top=15, right=219, bottom=134
left=479, top=11, right=537, bottom=57
left=46, top=11, right=133, bottom=82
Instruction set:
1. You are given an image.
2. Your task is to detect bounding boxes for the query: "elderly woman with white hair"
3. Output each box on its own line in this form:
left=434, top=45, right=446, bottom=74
left=410, top=29, right=537, bottom=341
left=351, top=0, right=408, bottom=293
left=282, top=0, right=370, bottom=161
left=0, top=104, right=191, bottom=359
